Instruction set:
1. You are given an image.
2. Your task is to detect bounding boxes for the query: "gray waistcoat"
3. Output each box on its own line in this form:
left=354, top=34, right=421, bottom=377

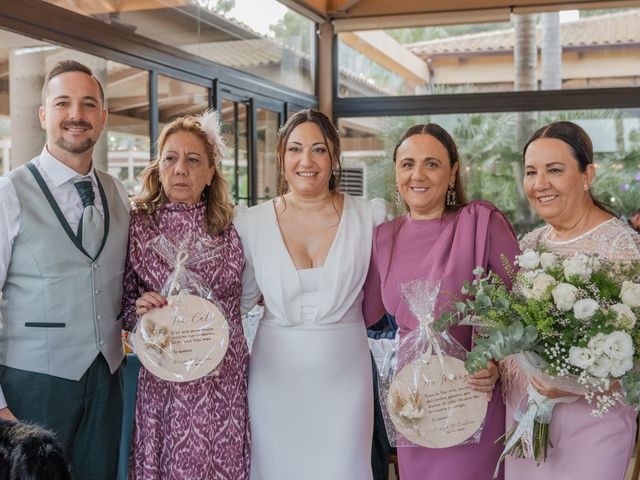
left=0, top=162, right=129, bottom=380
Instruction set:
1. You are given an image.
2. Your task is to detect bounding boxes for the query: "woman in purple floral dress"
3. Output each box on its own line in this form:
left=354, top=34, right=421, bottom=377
left=121, top=113, right=249, bottom=479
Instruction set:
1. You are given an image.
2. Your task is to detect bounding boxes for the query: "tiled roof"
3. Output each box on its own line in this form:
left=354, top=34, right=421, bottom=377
left=408, top=11, right=640, bottom=57
left=181, top=38, right=283, bottom=67
left=182, top=38, right=390, bottom=95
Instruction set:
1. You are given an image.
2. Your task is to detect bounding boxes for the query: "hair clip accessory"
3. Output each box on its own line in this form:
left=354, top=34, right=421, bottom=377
left=197, top=109, right=225, bottom=164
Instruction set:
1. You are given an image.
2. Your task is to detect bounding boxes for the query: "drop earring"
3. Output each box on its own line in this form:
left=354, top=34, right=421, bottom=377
left=329, top=170, right=337, bottom=191
left=446, top=183, right=456, bottom=206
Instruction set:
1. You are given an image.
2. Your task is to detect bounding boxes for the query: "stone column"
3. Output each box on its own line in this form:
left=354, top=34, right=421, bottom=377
left=317, top=21, right=333, bottom=118
left=9, top=48, right=49, bottom=168
left=46, top=50, right=109, bottom=171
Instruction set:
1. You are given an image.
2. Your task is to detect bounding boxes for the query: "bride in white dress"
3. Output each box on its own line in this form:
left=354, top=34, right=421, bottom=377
left=235, top=109, right=385, bottom=480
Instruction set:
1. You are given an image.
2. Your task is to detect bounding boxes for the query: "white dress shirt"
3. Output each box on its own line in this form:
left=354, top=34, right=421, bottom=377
left=0, top=147, right=130, bottom=409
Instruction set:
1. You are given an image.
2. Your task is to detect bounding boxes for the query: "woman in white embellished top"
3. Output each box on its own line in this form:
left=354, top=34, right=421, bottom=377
left=503, top=121, right=640, bottom=480
left=234, top=109, right=386, bottom=480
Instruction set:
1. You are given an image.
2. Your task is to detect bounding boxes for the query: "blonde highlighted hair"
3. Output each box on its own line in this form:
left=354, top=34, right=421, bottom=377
left=133, top=114, right=233, bottom=235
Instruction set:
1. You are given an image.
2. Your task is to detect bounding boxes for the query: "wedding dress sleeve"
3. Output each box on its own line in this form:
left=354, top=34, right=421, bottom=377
left=233, top=206, right=261, bottom=314
left=370, top=197, right=390, bottom=228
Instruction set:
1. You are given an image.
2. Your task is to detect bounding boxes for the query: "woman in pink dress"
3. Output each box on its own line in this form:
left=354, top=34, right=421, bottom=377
left=121, top=114, right=250, bottom=479
left=363, top=124, right=520, bottom=480
left=503, top=121, right=640, bottom=480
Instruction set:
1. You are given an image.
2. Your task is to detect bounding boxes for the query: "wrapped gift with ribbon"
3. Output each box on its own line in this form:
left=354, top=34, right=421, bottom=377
left=131, top=233, right=230, bottom=382
left=379, top=279, right=488, bottom=448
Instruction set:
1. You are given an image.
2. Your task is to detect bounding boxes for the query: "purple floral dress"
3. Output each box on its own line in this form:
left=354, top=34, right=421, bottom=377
left=122, top=202, right=249, bottom=480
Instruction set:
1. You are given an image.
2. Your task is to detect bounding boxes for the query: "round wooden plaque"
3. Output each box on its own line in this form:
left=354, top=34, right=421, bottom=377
left=134, top=294, right=229, bottom=382
left=387, top=355, right=487, bottom=448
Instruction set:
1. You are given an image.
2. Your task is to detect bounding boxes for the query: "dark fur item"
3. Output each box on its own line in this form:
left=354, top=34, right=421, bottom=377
left=0, top=419, right=70, bottom=480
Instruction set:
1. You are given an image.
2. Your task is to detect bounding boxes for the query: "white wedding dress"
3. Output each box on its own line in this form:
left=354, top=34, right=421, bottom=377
left=235, top=194, right=386, bottom=480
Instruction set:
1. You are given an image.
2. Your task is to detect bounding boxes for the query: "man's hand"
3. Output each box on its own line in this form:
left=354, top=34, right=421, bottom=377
left=0, top=407, right=16, bottom=421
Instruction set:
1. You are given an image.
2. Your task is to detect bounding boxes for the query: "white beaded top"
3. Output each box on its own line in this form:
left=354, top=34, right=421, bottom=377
left=520, top=217, right=640, bottom=261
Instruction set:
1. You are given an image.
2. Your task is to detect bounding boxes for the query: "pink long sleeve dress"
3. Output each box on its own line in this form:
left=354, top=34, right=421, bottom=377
left=363, top=200, right=520, bottom=480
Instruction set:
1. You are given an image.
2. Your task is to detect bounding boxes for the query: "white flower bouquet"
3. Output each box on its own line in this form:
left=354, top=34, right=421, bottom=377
left=437, top=250, right=640, bottom=467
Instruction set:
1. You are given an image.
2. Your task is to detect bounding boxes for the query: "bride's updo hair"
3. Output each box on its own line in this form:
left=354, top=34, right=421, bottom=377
left=275, top=108, right=341, bottom=196
left=523, top=121, right=615, bottom=216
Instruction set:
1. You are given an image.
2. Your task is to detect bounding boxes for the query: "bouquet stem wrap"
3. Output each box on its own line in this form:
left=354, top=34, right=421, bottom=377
left=496, top=383, right=576, bottom=477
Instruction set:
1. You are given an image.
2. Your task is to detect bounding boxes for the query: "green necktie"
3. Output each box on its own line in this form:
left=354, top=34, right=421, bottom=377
left=74, top=178, right=104, bottom=259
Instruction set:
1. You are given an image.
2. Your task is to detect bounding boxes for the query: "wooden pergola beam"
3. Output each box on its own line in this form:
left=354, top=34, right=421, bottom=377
left=340, top=30, right=428, bottom=85
left=286, top=0, right=640, bottom=20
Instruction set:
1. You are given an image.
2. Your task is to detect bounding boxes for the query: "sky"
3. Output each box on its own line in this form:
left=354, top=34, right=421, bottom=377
left=559, top=10, right=580, bottom=23
left=224, top=0, right=288, bottom=36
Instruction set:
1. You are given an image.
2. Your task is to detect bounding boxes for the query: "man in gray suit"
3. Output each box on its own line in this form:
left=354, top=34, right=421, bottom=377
left=0, top=60, right=130, bottom=479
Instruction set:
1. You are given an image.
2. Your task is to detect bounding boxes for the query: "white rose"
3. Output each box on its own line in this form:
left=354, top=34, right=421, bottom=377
left=563, top=253, right=599, bottom=280
left=610, top=356, right=634, bottom=377
left=621, top=281, right=640, bottom=308
left=518, top=271, right=535, bottom=298
left=522, top=273, right=556, bottom=300
left=516, top=249, right=540, bottom=270
left=540, top=252, right=558, bottom=269
left=588, top=355, right=611, bottom=378
left=573, top=298, right=600, bottom=321
left=551, top=283, right=578, bottom=311
left=587, top=333, right=608, bottom=356
left=603, top=331, right=634, bottom=360
left=610, top=303, right=637, bottom=330
left=568, top=346, right=596, bottom=369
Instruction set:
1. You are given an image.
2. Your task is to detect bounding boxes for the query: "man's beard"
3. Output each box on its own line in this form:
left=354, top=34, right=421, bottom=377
left=55, top=120, right=97, bottom=154
left=55, top=136, right=96, bottom=154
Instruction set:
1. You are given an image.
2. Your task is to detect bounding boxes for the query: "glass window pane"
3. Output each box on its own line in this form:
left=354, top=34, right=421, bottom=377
left=106, top=61, right=150, bottom=196
left=43, top=0, right=316, bottom=95
left=339, top=108, right=640, bottom=235
left=338, top=7, right=640, bottom=97
left=220, top=98, right=249, bottom=205
left=256, top=108, right=280, bottom=203
left=0, top=29, right=151, bottom=197
left=157, top=74, right=209, bottom=128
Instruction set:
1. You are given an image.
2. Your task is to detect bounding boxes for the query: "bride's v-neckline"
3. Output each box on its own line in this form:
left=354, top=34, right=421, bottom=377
left=270, top=195, right=348, bottom=272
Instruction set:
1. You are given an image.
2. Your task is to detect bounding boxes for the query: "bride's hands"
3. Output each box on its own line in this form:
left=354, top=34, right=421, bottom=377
left=135, top=292, right=168, bottom=316
left=468, top=360, right=499, bottom=401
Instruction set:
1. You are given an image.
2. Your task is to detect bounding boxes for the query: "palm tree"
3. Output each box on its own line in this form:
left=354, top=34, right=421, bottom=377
left=513, top=13, right=538, bottom=229
left=541, top=12, right=561, bottom=90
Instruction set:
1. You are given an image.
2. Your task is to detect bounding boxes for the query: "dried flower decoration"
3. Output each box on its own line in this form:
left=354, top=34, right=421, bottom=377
left=142, top=318, right=170, bottom=356
left=392, top=388, right=425, bottom=427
